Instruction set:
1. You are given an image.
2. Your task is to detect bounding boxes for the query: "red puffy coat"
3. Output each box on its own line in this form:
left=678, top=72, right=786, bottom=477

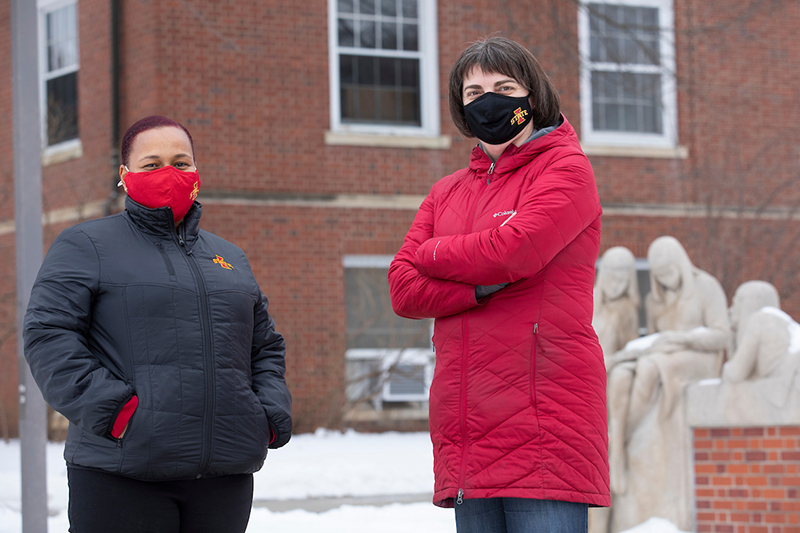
left=389, top=117, right=609, bottom=508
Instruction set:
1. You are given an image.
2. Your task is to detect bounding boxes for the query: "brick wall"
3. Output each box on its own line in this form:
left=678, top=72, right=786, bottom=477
left=0, top=0, right=113, bottom=437
left=694, top=426, right=800, bottom=533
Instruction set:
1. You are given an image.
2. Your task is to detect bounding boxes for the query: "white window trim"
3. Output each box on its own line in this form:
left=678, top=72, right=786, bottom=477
left=38, top=0, right=80, bottom=154
left=578, top=0, right=678, bottom=149
left=327, top=0, right=440, bottom=138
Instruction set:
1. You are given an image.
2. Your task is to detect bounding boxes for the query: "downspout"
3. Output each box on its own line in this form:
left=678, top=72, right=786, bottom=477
left=104, top=0, right=120, bottom=216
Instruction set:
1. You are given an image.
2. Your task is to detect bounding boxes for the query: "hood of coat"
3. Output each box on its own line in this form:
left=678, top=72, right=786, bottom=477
left=124, top=195, right=202, bottom=242
left=468, top=114, right=578, bottom=176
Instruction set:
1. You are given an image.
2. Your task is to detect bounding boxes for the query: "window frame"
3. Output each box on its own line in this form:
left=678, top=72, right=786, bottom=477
left=327, top=0, right=440, bottom=138
left=38, top=0, right=80, bottom=155
left=342, top=254, right=434, bottom=408
left=578, top=0, right=677, bottom=149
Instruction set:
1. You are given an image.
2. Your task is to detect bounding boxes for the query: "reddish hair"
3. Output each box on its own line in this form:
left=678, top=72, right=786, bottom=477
left=120, top=115, right=195, bottom=166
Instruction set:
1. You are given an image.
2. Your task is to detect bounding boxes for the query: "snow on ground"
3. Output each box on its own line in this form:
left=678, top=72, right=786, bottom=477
left=0, top=430, right=686, bottom=533
left=620, top=517, right=691, bottom=533
left=254, top=428, right=434, bottom=500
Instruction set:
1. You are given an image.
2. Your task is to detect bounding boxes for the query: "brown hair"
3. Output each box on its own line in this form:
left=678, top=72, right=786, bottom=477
left=449, top=37, right=561, bottom=138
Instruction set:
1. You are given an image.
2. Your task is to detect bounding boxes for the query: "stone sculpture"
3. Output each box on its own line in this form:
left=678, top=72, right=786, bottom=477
left=590, top=246, right=640, bottom=533
left=687, top=281, right=800, bottom=426
left=606, top=236, right=731, bottom=533
left=724, top=280, right=799, bottom=387
left=593, top=246, right=641, bottom=367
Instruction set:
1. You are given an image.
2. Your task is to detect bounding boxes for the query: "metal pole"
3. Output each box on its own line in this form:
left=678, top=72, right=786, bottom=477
left=11, top=0, right=49, bottom=530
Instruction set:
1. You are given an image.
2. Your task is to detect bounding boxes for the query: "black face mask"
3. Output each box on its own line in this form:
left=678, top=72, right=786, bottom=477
left=464, top=92, right=533, bottom=145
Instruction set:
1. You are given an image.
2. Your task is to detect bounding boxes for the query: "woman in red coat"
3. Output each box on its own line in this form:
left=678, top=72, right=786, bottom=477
left=388, top=37, right=608, bottom=532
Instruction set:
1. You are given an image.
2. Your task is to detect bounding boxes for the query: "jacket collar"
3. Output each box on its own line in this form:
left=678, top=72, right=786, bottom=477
left=123, top=196, right=202, bottom=241
left=468, top=114, right=576, bottom=176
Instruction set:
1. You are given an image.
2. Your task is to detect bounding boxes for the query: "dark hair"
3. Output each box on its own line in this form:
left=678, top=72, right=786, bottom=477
left=449, top=37, right=561, bottom=138
left=120, top=115, right=195, bottom=166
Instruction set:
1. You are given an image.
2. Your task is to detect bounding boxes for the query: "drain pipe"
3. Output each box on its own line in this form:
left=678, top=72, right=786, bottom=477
left=104, top=0, right=121, bottom=216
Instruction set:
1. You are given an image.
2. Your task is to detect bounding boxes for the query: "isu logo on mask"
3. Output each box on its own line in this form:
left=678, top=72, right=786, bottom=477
left=190, top=181, right=199, bottom=201
left=510, top=107, right=528, bottom=126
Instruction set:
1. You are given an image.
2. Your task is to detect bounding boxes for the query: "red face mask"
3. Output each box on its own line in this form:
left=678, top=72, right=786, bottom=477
left=123, top=165, right=200, bottom=223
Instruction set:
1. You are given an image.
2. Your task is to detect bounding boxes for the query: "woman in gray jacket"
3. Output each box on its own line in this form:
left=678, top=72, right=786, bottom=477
left=24, top=115, right=291, bottom=533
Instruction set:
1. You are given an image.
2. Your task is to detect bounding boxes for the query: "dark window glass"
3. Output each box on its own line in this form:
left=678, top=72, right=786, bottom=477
left=591, top=71, right=662, bottom=133
left=337, top=0, right=421, bottom=127
left=341, top=55, right=420, bottom=126
left=400, top=58, right=418, bottom=87
left=359, top=20, right=376, bottom=48
left=345, top=268, right=431, bottom=349
left=359, top=0, right=376, bottom=15
left=402, top=0, right=417, bottom=18
left=380, top=0, right=397, bottom=16
left=379, top=56, right=397, bottom=85
left=588, top=3, right=659, bottom=65
left=402, top=23, right=418, bottom=51
left=47, top=72, right=79, bottom=146
left=381, top=22, right=397, bottom=49
left=637, top=266, right=651, bottom=334
left=338, top=18, right=355, bottom=47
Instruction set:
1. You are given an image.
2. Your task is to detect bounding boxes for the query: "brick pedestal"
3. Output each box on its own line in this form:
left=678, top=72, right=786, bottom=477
left=694, top=426, right=800, bottom=533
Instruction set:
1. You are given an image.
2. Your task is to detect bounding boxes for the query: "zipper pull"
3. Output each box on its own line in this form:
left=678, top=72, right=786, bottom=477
left=488, top=162, right=495, bottom=175
left=178, top=235, right=185, bottom=247
left=534, top=323, right=539, bottom=334
left=456, top=488, right=463, bottom=505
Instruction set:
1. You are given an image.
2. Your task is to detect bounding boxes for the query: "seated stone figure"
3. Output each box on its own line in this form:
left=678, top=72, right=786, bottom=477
left=593, top=246, right=641, bottom=367
left=723, top=280, right=800, bottom=405
left=607, top=236, right=731, bottom=533
left=686, top=280, right=800, bottom=429
left=590, top=246, right=641, bottom=533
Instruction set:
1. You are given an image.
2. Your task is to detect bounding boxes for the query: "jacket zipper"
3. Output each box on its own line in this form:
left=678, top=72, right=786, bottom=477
left=175, top=224, right=216, bottom=478
left=531, top=323, right=539, bottom=407
left=456, top=162, right=494, bottom=503
left=457, top=314, right=469, bottom=505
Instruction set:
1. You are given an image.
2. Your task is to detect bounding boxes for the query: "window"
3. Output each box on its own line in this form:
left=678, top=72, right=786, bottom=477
left=343, top=255, right=434, bottom=411
left=328, top=0, right=440, bottom=137
left=39, top=0, right=79, bottom=149
left=578, top=0, right=676, bottom=148
left=635, top=258, right=650, bottom=335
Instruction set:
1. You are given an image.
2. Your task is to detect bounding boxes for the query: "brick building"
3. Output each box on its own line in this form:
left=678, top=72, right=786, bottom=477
left=1, top=0, right=798, bottom=437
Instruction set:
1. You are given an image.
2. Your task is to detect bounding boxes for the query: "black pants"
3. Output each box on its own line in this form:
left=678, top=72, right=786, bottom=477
left=67, top=467, right=254, bottom=533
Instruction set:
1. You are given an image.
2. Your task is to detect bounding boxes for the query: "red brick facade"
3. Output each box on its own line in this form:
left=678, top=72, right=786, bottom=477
left=1, top=0, right=799, bottom=438
left=694, top=427, right=800, bottom=533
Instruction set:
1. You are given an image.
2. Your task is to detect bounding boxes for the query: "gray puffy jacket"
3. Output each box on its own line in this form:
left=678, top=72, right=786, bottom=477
left=24, top=198, right=291, bottom=481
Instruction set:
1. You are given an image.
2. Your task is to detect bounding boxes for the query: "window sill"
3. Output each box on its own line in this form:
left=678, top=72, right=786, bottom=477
left=325, top=131, right=452, bottom=150
left=42, top=139, right=83, bottom=167
left=581, top=143, right=689, bottom=159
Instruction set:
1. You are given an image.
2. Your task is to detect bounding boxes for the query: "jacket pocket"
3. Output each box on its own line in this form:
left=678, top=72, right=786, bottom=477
left=154, top=241, right=177, bottom=282
left=116, top=404, right=138, bottom=447
left=530, top=322, right=540, bottom=407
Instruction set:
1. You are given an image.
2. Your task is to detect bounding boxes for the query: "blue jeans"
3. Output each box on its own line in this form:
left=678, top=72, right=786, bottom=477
left=455, top=498, right=588, bottom=533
